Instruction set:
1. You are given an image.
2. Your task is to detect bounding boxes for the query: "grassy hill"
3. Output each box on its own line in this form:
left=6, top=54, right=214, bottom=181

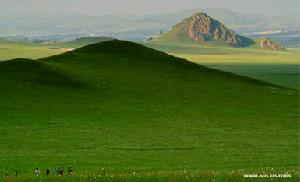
left=146, top=38, right=300, bottom=89
left=0, top=40, right=299, bottom=181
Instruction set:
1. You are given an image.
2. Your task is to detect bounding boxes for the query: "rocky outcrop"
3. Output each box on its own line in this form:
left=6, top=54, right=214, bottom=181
left=186, top=13, right=254, bottom=47
left=158, top=12, right=285, bottom=50
left=256, top=38, right=285, bottom=51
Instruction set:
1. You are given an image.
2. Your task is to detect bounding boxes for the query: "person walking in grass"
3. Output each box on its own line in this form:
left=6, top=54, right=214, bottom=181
left=58, top=167, right=63, bottom=176
left=46, top=168, right=50, bottom=177
left=52, top=168, right=57, bottom=175
left=35, top=168, right=41, bottom=177
left=68, top=166, right=73, bottom=176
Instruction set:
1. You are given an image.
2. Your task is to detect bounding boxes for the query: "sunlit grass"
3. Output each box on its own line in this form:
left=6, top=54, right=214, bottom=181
left=146, top=40, right=300, bottom=88
left=0, top=40, right=298, bottom=181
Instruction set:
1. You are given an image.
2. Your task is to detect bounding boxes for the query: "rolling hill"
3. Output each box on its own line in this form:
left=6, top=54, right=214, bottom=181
left=146, top=12, right=298, bottom=89
left=0, top=40, right=298, bottom=180
left=146, top=36, right=299, bottom=89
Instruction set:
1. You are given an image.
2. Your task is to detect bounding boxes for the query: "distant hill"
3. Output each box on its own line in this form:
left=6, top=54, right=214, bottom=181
left=192, top=8, right=299, bottom=34
left=151, top=12, right=286, bottom=50
left=256, top=38, right=285, bottom=51
left=250, top=30, right=300, bottom=48
left=0, top=36, right=114, bottom=48
left=154, top=12, right=254, bottom=47
left=49, top=36, right=115, bottom=48
left=66, top=36, right=114, bottom=45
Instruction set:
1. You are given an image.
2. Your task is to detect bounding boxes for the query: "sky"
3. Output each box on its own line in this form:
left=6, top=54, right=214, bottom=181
left=1, top=0, right=299, bottom=16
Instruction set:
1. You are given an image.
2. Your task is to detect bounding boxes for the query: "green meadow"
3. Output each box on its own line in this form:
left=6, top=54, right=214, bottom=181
left=2, top=37, right=298, bottom=90
left=146, top=39, right=300, bottom=89
left=0, top=37, right=113, bottom=62
left=0, top=40, right=299, bottom=181
left=0, top=39, right=66, bottom=61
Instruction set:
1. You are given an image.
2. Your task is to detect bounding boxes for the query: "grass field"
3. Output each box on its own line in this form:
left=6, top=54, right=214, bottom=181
left=1, top=8, right=299, bottom=90
left=0, top=37, right=113, bottom=62
left=146, top=39, right=300, bottom=89
left=0, top=39, right=66, bottom=61
left=3, top=172, right=299, bottom=182
left=0, top=40, right=299, bottom=181
left=1, top=38, right=299, bottom=89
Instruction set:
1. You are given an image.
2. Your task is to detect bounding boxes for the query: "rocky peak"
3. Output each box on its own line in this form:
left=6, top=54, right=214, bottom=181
left=256, top=38, right=285, bottom=51
left=159, top=12, right=285, bottom=50
left=186, top=12, right=254, bottom=47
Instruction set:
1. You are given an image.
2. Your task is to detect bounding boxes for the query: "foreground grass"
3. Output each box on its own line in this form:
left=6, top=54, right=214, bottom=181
left=3, top=170, right=299, bottom=182
left=0, top=40, right=299, bottom=179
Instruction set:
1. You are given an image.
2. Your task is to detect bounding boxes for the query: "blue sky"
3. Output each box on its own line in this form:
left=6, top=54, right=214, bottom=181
left=1, top=0, right=299, bottom=15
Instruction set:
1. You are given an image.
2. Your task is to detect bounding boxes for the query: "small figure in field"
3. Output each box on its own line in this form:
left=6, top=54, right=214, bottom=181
left=68, top=166, right=73, bottom=176
left=35, top=168, right=41, bottom=176
left=46, top=168, right=50, bottom=177
left=52, top=168, right=57, bottom=175
left=58, top=167, right=63, bottom=176
left=15, top=170, right=18, bottom=177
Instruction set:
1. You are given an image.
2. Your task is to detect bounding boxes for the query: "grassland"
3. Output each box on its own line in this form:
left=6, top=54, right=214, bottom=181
left=3, top=172, right=299, bottom=182
left=1, top=37, right=299, bottom=89
left=0, top=40, right=299, bottom=181
left=146, top=39, right=300, bottom=89
left=0, top=39, right=66, bottom=61
left=0, top=37, right=113, bottom=62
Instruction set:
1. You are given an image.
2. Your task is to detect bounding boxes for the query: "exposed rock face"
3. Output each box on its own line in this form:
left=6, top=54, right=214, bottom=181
left=256, top=38, right=285, bottom=51
left=186, top=13, right=254, bottom=47
left=158, top=12, right=285, bottom=50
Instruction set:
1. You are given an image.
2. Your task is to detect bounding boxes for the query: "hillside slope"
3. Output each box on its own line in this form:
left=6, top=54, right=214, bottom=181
left=0, top=40, right=298, bottom=176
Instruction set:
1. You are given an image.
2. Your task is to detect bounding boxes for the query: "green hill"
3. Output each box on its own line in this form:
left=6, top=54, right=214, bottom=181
left=0, top=40, right=298, bottom=180
left=146, top=12, right=298, bottom=89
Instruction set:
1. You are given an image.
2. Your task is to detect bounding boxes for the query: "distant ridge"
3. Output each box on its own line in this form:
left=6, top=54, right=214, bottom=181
left=69, top=36, right=115, bottom=45
left=54, top=36, right=115, bottom=48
